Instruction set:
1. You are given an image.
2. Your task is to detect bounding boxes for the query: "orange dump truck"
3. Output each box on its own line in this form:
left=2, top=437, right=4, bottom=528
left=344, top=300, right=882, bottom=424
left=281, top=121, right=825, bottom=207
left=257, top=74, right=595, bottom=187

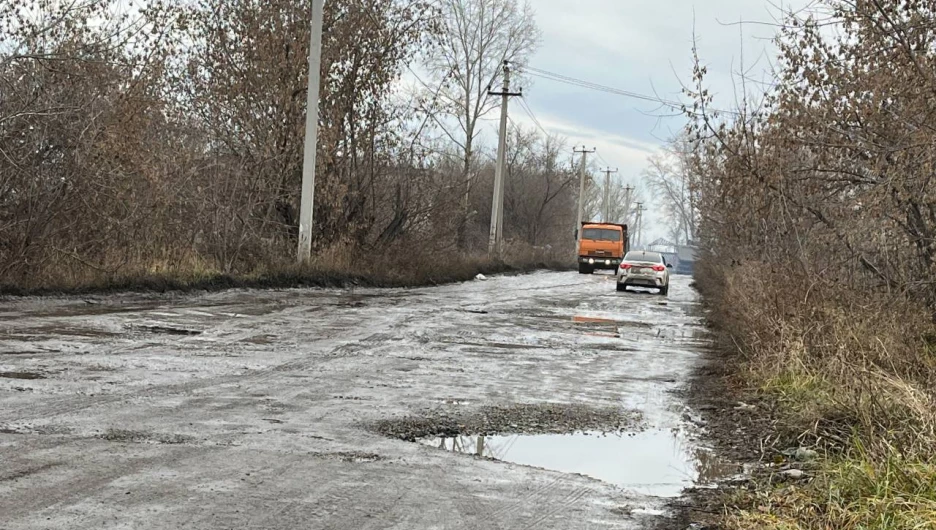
left=577, top=222, right=629, bottom=274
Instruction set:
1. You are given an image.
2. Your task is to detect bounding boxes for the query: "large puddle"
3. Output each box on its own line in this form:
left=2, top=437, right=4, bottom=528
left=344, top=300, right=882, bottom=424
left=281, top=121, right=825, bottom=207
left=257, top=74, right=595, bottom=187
left=422, top=429, right=738, bottom=497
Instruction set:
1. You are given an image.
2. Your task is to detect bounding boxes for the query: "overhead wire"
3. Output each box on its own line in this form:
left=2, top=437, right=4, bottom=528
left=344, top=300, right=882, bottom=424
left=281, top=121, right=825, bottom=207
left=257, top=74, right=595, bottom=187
left=515, top=95, right=607, bottom=179
left=515, top=96, right=551, bottom=139
left=524, top=66, right=682, bottom=107
left=521, top=65, right=739, bottom=117
left=406, top=62, right=703, bottom=174
left=596, top=150, right=612, bottom=169
left=515, top=92, right=607, bottom=177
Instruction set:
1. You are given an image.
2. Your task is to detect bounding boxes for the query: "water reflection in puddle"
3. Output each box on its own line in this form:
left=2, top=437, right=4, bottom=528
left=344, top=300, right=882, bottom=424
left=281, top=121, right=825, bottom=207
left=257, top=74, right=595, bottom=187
left=422, top=430, right=737, bottom=497
left=571, top=316, right=621, bottom=338
left=571, top=316, right=617, bottom=325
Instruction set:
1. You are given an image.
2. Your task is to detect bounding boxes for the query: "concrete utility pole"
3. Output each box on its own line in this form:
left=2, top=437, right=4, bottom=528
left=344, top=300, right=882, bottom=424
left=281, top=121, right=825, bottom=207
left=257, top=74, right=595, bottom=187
left=600, top=167, right=618, bottom=222
left=623, top=184, right=634, bottom=224
left=297, top=0, right=325, bottom=264
left=622, top=185, right=634, bottom=249
left=488, top=61, right=522, bottom=256
left=573, top=146, right=596, bottom=241
left=635, top=202, right=646, bottom=248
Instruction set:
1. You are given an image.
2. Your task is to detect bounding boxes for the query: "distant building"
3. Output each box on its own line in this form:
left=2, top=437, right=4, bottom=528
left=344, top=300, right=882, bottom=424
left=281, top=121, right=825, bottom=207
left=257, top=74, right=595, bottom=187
left=675, top=245, right=697, bottom=275
left=642, top=239, right=698, bottom=274
left=646, top=239, right=678, bottom=268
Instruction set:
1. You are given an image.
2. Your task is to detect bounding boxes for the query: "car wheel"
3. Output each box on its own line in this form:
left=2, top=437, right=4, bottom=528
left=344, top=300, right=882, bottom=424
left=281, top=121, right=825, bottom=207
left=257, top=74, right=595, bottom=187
left=578, top=264, right=594, bottom=274
left=616, top=283, right=627, bottom=292
left=660, top=285, right=668, bottom=296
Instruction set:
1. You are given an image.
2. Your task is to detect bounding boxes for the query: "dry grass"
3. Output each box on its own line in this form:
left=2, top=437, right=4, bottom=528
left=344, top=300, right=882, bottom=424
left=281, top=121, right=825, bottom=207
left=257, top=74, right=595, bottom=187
left=0, top=241, right=572, bottom=296
left=696, top=259, right=936, bottom=529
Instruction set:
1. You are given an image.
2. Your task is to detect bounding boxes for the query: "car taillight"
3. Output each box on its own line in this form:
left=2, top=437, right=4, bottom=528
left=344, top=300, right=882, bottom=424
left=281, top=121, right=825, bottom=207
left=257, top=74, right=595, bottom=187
left=620, top=263, right=632, bottom=270
left=652, top=265, right=665, bottom=271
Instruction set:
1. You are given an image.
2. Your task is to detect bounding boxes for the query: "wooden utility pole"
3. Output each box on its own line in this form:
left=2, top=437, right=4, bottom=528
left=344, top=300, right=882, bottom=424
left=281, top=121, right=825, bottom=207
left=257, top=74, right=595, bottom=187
left=488, top=61, right=522, bottom=256
left=601, top=167, right=618, bottom=222
left=574, top=146, right=596, bottom=241
left=297, top=0, right=325, bottom=263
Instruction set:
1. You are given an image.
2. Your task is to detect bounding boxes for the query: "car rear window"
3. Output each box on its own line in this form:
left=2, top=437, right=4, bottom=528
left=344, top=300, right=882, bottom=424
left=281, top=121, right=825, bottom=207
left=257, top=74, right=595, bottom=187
left=582, top=228, right=621, bottom=241
left=624, top=251, right=662, bottom=263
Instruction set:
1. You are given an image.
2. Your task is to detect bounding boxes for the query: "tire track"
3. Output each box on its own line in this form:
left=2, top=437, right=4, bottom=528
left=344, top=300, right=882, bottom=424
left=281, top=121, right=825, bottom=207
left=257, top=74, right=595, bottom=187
left=0, top=308, right=407, bottom=425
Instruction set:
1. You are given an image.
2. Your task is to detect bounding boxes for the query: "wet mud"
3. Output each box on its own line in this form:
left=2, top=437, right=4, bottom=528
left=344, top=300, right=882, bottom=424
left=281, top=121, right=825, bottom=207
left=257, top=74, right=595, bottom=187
left=0, top=272, right=726, bottom=529
left=371, top=403, right=641, bottom=441
left=0, top=371, right=46, bottom=380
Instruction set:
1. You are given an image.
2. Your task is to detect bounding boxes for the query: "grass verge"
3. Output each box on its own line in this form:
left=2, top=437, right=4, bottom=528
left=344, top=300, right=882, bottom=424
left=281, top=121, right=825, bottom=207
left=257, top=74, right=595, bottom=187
left=0, top=246, right=574, bottom=297
left=679, top=259, right=936, bottom=530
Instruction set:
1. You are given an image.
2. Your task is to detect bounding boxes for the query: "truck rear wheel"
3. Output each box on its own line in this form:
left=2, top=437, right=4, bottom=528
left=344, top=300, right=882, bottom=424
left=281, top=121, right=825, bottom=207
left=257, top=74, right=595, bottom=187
left=578, top=263, right=594, bottom=274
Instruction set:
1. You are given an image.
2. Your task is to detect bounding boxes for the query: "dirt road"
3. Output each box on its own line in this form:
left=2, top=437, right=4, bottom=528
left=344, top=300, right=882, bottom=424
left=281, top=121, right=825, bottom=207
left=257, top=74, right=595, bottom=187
left=0, top=272, right=719, bottom=529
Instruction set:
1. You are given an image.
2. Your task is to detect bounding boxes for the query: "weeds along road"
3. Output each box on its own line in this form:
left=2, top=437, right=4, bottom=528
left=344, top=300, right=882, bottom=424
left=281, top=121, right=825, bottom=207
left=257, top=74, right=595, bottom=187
left=0, top=272, right=714, bottom=529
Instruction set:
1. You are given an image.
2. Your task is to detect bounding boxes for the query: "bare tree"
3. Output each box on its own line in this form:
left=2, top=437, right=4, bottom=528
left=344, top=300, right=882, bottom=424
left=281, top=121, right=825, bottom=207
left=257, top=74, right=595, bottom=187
left=681, top=6, right=936, bottom=523
left=585, top=172, right=644, bottom=228
left=501, top=126, right=577, bottom=247
left=0, top=0, right=571, bottom=290
left=0, top=0, right=179, bottom=284
left=422, top=0, right=540, bottom=248
left=642, top=137, right=698, bottom=245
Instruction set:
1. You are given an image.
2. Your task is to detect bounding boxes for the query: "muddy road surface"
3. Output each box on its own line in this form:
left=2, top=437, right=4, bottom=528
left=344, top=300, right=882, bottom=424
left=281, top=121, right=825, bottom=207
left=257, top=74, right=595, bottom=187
left=0, top=272, right=726, bottom=529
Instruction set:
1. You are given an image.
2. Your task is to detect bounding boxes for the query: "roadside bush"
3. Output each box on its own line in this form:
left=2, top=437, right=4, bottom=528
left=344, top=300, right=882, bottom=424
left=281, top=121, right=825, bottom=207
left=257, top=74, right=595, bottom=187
left=683, top=3, right=936, bottom=526
left=0, top=0, right=577, bottom=293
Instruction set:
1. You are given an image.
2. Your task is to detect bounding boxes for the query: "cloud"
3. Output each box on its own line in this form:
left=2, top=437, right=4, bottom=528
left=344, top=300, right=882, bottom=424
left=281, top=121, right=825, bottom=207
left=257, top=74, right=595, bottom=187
left=396, top=0, right=814, bottom=242
left=514, top=0, right=812, bottom=242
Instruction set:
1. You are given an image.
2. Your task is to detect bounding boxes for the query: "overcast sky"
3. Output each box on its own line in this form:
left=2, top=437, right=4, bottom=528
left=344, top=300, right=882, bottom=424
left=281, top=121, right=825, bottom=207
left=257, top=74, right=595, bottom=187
left=398, top=1, right=814, bottom=243
left=503, top=0, right=811, bottom=243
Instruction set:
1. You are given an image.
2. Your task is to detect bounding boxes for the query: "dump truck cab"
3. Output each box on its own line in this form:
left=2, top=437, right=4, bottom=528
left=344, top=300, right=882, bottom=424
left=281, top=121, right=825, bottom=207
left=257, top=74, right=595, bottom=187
left=577, top=222, right=628, bottom=274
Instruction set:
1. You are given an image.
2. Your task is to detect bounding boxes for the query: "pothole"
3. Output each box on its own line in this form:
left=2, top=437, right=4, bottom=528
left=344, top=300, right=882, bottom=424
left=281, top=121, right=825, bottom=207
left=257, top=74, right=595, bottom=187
left=423, top=429, right=739, bottom=498
left=242, top=334, right=276, bottom=345
left=0, top=371, right=46, bottom=380
left=132, top=325, right=202, bottom=336
left=371, top=403, right=640, bottom=442
left=572, top=316, right=653, bottom=330
left=99, top=429, right=196, bottom=445
left=308, top=451, right=381, bottom=463
left=3, top=326, right=120, bottom=341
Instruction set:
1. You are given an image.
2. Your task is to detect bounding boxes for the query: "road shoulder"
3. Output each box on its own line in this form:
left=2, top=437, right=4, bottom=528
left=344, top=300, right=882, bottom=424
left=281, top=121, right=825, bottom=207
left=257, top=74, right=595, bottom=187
left=656, top=336, right=779, bottom=530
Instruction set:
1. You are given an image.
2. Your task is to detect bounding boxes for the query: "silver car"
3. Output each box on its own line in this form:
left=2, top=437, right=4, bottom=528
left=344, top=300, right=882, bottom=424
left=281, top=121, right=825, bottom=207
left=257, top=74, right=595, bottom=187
left=616, top=250, right=672, bottom=295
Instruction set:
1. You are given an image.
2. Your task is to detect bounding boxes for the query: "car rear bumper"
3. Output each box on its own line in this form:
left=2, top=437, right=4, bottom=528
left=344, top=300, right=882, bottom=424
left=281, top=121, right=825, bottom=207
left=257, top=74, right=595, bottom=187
left=617, top=274, right=665, bottom=287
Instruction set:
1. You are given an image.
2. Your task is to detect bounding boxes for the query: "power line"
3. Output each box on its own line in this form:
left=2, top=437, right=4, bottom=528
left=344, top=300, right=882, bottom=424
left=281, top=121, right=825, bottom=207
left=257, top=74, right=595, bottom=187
left=518, top=98, right=617, bottom=175
left=516, top=97, right=551, bottom=138
left=520, top=97, right=620, bottom=187
left=525, top=66, right=681, bottom=107
left=596, top=150, right=612, bottom=169
left=522, top=66, right=739, bottom=116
